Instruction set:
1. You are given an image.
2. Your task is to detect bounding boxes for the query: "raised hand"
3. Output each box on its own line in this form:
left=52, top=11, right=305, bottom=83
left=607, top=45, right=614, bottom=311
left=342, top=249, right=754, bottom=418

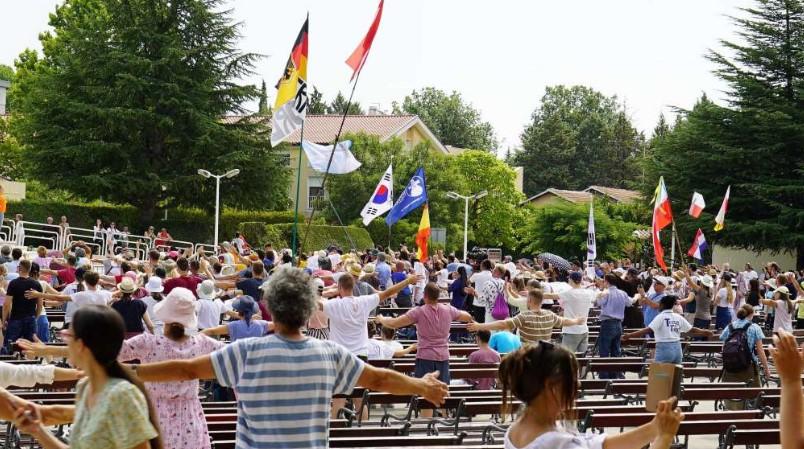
left=771, top=330, right=803, bottom=383
left=651, top=396, right=684, bottom=438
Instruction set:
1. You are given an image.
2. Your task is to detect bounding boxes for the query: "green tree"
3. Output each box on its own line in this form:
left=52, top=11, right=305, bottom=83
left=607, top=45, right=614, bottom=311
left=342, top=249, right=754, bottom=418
left=394, top=87, right=497, bottom=151
left=11, top=0, right=289, bottom=221
left=645, top=0, right=804, bottom=263
left=324, top=135, right=521, bottom=252
left=308, top=86, right=327, bottom=114
left=518, top=202, right=639, bottom=262
left=327, top=91, right=364, bottom=115
left=0, top=118, right=24, bottom=180
left=257, top=79, right=269, bottom=115
left=513, top=85, right=643, bottom=196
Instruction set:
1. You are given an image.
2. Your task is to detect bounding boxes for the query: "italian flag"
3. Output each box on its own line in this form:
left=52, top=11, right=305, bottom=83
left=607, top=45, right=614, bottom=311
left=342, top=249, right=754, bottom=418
left=415, top=204, right=431, bottom=262
left=652, top=177, right=673, bottom=272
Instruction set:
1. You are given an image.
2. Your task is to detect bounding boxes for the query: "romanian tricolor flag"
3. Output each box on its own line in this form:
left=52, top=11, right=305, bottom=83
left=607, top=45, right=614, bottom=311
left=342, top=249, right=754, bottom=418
left=415, top=204, right=430, bottom=262
left=270, top=16, right=309, bottom=147
left=652, top=177, right=673, bottom=272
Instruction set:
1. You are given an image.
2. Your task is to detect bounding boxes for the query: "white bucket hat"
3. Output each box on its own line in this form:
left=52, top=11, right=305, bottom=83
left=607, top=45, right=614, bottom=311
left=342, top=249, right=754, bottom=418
left=154, top=287, right=198, bottom=330
left=196, top=279, right=222, bottom=300
left=145, top=276, right=164, bottom=294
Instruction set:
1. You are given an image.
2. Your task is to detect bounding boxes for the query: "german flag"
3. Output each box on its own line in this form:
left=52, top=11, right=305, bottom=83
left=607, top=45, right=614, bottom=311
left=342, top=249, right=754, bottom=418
left=271, top=16, right=309, bottom=147
left=415, top=204, right=430, bottom=262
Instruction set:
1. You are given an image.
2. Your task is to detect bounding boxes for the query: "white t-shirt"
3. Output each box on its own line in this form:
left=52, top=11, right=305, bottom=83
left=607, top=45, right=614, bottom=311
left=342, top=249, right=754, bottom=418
left=773, top=300, right=794, bottom=332
left=504, top=429, right=605, bottom=449
left=71, top=289, right=112, bottom=309
left=63, top=283, right=79, bottom=324
left=196, top=298, right=224, bottom=330
left=366, top=339, right=403, bottom=360
left=328, top=253, right=341, bottom=268
left=558, top=288, right=594, bottom=334
left=716, top=288, right=732, bottom=307
left=323, top=293, right=379, bottom=356
left=470, top=270, right=493, bottom=296
left=504, top=262, right=518, bottom=278
left=140, top=296, right=164, bottom=335
left=436, top=269, right=450, bottom=287
left=648, top=310, right=692, bottom=343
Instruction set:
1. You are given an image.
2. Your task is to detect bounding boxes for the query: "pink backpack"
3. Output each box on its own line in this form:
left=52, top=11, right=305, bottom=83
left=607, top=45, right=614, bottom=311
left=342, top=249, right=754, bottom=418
left=491, top=282, right=509, bottom=320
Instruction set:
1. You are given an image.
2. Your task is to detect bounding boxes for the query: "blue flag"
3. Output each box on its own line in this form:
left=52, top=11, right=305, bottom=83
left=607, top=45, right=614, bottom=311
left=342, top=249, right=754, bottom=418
left=386, top=167, right=427, bottom=226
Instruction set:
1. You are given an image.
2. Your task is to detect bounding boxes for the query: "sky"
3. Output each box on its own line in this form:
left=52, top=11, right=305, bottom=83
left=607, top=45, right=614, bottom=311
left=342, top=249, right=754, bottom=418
left=1, top=0, right=753, bottom=152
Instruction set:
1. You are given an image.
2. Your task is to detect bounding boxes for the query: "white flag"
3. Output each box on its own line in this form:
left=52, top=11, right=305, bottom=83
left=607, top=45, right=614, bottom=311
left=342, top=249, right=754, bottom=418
left=586, top=202, right=596, bottom=261
left=301, top=140, right=362, bottom=174
left=360, top=164, right=393, bottom=226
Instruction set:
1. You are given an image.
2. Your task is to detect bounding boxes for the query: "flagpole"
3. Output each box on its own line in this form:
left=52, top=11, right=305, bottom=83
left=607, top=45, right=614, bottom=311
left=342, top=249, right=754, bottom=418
left=670, top=221, right=677, bottom=271
left=300, top=67, right=364, bottom=251
left=290, top=121, right=306, bottom=258
left=674, top=223, right=687, bottom=267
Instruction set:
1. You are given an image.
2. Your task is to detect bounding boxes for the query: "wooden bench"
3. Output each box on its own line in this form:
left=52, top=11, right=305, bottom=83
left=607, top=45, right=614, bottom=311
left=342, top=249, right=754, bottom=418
left=722, top=427, right=779, bottom=449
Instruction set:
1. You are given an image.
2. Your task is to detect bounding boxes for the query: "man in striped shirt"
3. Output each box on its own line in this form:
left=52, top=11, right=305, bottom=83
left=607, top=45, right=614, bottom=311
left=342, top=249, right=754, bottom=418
left=468, top=289, right=585, bottom=345
left=135, top=268, right=448, bottom=449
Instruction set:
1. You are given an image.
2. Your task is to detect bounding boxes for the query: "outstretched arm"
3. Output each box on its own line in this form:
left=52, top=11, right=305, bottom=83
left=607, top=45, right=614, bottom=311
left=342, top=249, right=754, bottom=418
left=134, top=354, right=216, bottom=382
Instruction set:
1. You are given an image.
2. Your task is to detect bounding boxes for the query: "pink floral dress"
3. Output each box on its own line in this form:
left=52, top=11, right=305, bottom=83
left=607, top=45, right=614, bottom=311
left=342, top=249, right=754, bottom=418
left=119, top=333, right=224, bottom=449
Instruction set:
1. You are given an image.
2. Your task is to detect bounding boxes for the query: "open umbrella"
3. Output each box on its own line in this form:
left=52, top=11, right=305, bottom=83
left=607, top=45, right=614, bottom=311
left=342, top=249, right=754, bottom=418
left=536, top=252, right=571, bottom=271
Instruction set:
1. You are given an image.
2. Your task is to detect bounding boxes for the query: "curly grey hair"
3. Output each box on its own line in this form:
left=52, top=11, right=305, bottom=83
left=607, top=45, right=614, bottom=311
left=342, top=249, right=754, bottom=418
left=262, top=267, right=316, bottom=329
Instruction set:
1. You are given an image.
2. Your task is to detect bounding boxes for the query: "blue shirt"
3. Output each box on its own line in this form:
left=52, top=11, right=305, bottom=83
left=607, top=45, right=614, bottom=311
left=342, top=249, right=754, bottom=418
left=598, top=287, right=631, bottom=321
left=375, top=262, right=392, bottom=289
left=211, top=334, right=365, bottom=449
left=446, top=262, right=459, bottom=273
left=719, top=319, right=765, bottom=364
left=643, top=292, right=664, bottom=327
left=489, top=331, right=522, bottom=353
left=227, top=319, right=269, bottom=342
left=391, top=271, right=411, bottom=295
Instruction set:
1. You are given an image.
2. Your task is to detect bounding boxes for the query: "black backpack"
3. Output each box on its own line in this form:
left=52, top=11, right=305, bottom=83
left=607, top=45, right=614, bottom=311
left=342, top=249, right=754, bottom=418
left=722, top=322, right=753, bottom=372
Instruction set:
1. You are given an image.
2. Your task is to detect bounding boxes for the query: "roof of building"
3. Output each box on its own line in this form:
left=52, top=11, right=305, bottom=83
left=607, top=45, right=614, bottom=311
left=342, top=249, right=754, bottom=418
left=585, top=185, right=642, bottom=203
left=220, top=114, right=448, bottom=153
left=523, top=188, right=594, bottom=205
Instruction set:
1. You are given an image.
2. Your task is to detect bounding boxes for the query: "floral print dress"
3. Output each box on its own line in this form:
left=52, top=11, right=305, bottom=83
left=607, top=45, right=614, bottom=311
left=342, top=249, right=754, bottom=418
left=119, top=332, right=224, bottom=449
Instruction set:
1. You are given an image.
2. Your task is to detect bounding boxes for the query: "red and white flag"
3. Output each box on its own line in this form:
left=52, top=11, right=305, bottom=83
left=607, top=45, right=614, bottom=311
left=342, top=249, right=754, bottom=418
left=688, top=192, right=705, bottom=218
left=345, top=0, right=384, bottom=81
left=714, top=186, right=730, bottom=232
left=652, top=177, right=673, bottom=272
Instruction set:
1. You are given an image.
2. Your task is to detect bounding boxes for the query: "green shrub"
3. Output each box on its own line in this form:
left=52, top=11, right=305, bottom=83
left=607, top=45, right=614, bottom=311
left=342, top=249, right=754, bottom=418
left=239, top=222, right=374, bottom=253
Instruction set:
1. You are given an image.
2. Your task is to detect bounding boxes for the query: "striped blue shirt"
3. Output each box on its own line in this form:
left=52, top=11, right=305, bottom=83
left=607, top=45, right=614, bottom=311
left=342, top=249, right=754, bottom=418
left=211, top=334, right=365, bottom=449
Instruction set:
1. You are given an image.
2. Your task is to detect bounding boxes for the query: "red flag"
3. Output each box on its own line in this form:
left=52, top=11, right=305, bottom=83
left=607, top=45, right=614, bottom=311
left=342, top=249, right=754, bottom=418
left=345, top=0, right=384, bottom=80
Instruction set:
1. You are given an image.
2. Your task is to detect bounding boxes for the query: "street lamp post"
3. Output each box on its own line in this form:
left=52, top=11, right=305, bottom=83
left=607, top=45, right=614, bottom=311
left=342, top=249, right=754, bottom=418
left=446, top=190, right=488, bottom=261
left=198, top=168, right=240, bottom=249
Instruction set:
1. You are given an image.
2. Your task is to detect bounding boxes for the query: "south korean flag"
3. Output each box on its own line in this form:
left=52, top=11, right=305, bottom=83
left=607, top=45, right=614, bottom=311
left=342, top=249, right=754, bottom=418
left=360, top=163, right=394, bottom=226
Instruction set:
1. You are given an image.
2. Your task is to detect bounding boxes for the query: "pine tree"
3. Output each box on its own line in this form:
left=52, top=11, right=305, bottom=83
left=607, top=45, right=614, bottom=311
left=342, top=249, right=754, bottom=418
left=648, top=0, right=804, bottom=263
left=308, top=86, right=327, bottom=114
left=257, top=79, right=269, bottom=114
left=327, top=91, right=364, bottom=115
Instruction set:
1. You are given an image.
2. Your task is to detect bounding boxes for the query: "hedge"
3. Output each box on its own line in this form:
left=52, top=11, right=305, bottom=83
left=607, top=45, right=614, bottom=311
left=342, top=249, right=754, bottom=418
left=239, top=222, right=374, bottom=253
left=6, top=199, right=299, bottom=245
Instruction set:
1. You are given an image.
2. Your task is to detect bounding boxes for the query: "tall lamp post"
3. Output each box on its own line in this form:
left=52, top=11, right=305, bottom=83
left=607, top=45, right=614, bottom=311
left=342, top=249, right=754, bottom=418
left=446, top=190, right=488, bottom=262
left=198, top=168, right=240, bottom=249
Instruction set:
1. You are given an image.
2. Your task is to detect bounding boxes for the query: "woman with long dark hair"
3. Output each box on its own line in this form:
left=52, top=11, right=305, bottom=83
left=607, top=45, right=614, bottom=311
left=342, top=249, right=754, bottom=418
left=14, top=305, right=162, bottom=449
left=447, top=266, right=469, bottom=310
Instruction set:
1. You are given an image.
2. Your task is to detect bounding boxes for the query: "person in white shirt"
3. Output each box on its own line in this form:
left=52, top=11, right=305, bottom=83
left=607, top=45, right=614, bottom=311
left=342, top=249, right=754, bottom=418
left=466, top=263, right=506, bottom=323
left=366, top=326, right=417, bottom=360
left=623, top=295, right=713, bottom=363
left=503, top=255, right=518, bottom=279
left=544, top=271, right=594, bottom=353
left=0, top=361, right=81, bottom=389
left=412, top=259, right=428, bottom=304
left=26, top=271, right=111, bottom=327
left=196, top=280, right=225, bottom=330
left=141, top=276, right=165, bottom=336
left=320, top=273, right=418, bottom=357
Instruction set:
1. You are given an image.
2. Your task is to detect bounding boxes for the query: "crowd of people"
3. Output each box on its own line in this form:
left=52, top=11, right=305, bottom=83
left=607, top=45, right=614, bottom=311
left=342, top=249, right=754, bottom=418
left=0, top=228, right=801, bottom=449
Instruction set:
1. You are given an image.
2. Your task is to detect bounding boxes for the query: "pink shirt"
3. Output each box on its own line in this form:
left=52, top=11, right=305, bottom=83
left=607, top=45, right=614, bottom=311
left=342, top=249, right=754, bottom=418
left=468, top=347, right=501, bottom=390
left=404, top=303, right=460, bottom=361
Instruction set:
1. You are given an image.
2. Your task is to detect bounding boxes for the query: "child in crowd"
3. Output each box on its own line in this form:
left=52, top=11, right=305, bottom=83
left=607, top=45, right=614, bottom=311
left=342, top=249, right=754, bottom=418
left=499, top=342, right=684, bottom=449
